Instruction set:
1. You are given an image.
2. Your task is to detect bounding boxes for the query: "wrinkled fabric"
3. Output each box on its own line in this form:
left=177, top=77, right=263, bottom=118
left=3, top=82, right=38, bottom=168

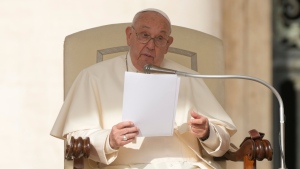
left=51, top=54, right=236, bottom=169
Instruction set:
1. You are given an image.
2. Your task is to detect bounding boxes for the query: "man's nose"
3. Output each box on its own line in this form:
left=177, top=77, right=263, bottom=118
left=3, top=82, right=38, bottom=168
left=146, top=38, right=155, bottom=50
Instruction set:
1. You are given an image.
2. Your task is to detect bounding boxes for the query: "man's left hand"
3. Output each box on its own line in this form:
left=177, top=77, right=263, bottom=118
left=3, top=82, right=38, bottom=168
left=188, top=111, right=209, bottom=140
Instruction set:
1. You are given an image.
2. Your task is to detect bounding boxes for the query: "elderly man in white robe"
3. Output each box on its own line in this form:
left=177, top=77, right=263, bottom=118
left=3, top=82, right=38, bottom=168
left=51, top=8, right=237, bottom=169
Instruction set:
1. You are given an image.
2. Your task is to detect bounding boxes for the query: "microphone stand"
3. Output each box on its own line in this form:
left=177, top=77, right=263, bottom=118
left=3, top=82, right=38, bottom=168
left=174, top=71, right=287, bottom=169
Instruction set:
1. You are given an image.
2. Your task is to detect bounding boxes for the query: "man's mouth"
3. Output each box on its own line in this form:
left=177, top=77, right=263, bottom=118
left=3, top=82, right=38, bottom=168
left=142, top=53, right=153, bottom=58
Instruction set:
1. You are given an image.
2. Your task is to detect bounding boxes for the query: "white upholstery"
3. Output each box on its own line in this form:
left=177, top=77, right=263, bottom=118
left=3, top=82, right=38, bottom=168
left=64, top=23, right=225, bottom=106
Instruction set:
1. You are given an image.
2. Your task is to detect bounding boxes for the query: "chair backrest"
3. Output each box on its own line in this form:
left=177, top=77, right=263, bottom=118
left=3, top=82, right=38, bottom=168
left=64, top=23, right=225, bottom=105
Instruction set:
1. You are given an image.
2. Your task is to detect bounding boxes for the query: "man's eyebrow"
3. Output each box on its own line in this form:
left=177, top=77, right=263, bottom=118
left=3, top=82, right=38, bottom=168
left=139, top=25, right=168, bottom=35
left=140, top=25, right=150, bottom=29
left=160, top=30, right=168, bottom=34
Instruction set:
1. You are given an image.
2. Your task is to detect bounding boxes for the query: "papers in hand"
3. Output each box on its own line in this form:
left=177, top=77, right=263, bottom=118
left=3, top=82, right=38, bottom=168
left=122, top=72, right=180, bottom=137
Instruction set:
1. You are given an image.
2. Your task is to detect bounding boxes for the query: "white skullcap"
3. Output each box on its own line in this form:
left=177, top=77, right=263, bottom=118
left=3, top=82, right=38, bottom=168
left=135, top=8, right=171, bottom=25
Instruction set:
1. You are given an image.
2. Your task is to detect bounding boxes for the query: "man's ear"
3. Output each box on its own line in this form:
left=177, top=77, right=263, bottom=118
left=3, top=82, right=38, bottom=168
left=164, top=36, right=173, bottom=54
left=125, top=26, right=132, bottom=46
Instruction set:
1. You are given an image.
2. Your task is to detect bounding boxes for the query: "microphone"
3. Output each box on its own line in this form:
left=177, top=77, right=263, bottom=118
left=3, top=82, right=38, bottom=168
left=144, top=64, right=287, bottom=169
left=143, top=64, right=188, bottom=76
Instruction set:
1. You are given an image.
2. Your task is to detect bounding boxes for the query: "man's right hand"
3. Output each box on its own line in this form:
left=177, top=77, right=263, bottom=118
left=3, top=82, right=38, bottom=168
left=109, top=121, right=139, bottom=149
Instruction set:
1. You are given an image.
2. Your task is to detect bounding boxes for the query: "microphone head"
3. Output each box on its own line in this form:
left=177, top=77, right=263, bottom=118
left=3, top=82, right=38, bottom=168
left=143, top=64, right=177, bottom=74
left=143, top=64, right=152, bottom=74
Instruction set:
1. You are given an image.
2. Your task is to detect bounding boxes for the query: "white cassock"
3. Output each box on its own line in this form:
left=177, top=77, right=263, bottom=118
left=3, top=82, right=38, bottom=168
left=51, top=54, right=237, bottom=169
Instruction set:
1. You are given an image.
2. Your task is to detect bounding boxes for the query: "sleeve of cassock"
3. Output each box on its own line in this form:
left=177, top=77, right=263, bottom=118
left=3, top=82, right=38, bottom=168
left=199, top=122, right=230, bottom=157
left=51, top=70, right=120, bottom=164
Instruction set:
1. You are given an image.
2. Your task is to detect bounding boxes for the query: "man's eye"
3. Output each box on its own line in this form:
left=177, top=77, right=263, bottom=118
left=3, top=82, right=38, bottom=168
left=140, top=33, right=150, bottom=38
left=156, top=36, right=164, bottom=41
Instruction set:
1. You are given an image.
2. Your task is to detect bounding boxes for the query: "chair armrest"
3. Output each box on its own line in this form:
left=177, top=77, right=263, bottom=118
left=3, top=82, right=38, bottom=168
left=214, top=129, right=273, bottom=168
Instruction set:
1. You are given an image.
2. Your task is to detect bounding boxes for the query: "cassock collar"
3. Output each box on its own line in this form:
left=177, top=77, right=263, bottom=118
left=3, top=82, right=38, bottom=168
left=126, top=52, right=141, bottom=73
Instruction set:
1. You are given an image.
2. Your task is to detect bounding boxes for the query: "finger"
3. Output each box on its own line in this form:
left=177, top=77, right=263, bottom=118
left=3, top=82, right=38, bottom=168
left=110, top=132, right=136, bottom=148
left=117, top=132, right=139, bottom=147
left=190, top=118, right=206, bottom=126
left=120, top=126, right=139, bottom=136
left=190, top=111, right=201, bottom=119
left=191, top=121, right=209, bottom=137
left=121, top=132, right=139, bottom=142
left=115, top=121, right=134, bottom=129
left=190, top=125, right=204, bottom=132
left=190, top=128, right=206, bottom=139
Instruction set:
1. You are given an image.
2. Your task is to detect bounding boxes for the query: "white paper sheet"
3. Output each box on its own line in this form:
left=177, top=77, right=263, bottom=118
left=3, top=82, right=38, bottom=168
left=122, top=72, right=180, bottom=137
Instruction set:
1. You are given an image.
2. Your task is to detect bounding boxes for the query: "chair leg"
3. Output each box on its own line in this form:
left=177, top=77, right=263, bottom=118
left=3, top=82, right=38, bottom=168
left=244, top=156, right=256, bottom=169
left=74, top=157, right=84, bottom=169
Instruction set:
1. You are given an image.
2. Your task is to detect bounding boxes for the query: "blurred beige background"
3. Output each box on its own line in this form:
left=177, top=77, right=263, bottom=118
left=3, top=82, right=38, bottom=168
left=0, top=0, right=272, bottom=168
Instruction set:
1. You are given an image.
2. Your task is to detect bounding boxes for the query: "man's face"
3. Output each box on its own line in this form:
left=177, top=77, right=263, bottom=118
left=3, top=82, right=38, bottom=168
left=126, top=12, right=173, bottom=71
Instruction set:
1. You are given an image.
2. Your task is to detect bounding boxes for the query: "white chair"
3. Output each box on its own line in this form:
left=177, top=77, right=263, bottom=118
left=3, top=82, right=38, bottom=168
left=62, top=23, right=272, bottom=169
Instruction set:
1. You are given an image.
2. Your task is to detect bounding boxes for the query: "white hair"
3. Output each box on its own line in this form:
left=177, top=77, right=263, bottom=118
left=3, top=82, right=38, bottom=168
left=132, top=8, right=171, bottom=30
